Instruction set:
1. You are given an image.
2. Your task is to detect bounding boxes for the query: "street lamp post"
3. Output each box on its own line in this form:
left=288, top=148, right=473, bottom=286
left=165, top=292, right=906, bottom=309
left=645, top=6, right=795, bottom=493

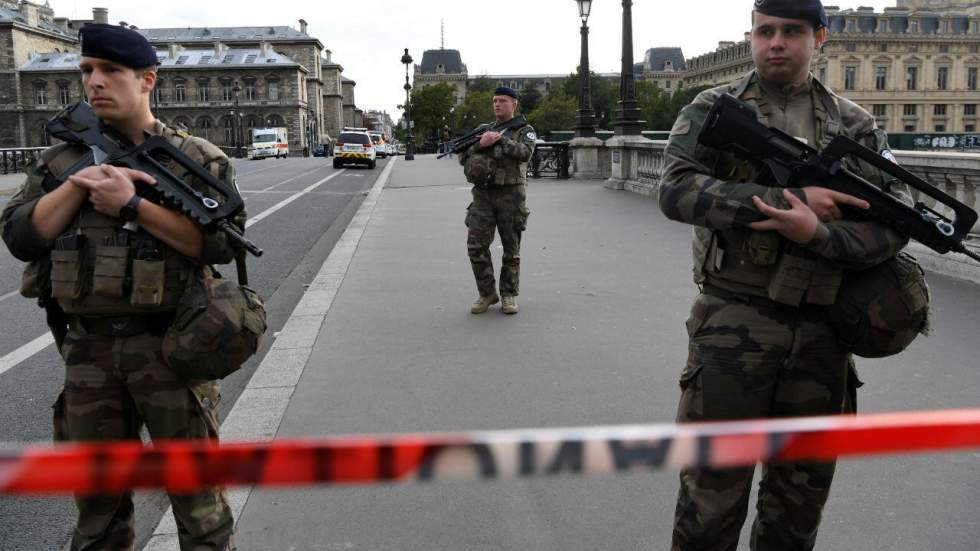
left=401, top=48, right=415, bottom=161
left=614, top=0, right=644, bottom=135
left=574, top=0, right=596, bottom=138
left=232, top=83, right=243, bottom=158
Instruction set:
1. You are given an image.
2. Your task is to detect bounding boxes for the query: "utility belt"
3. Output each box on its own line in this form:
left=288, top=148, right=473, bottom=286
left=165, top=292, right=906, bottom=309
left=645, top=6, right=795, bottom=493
left=68, top=312, right=175, bottom=338
left=701, top=284, right=829, bottom=316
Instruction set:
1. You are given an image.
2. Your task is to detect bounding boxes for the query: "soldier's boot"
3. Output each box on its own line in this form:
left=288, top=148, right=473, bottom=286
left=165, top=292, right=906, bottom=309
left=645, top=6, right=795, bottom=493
left=470, top=294, right=499, bottom=314
left=501, top=296, right=519, bottom=315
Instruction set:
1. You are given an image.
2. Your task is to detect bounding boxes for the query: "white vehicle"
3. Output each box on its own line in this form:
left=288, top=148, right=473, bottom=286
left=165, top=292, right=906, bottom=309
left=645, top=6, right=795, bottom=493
left=333, top=128, right=377, bottom=169
left=249, top=127, right=289, bottom=160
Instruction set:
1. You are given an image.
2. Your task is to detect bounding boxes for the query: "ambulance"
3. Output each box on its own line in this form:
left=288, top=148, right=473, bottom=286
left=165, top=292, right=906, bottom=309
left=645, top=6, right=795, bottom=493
left=249, top=127, right=289, bottom=159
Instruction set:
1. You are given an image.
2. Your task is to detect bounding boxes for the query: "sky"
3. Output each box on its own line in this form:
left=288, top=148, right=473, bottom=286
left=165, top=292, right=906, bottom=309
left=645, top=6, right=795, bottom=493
left=47, top=0, right=898, bottom=118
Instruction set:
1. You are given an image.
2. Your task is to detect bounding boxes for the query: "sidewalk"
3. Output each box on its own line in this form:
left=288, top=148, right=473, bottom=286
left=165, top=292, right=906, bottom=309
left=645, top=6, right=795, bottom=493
left=171, top=155, right=699, bottom=550
left=0, top=172, right=23, bottom=196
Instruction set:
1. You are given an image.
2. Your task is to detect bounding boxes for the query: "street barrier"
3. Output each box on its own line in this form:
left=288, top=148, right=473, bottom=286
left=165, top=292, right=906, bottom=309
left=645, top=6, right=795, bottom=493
left=1, top=408, right=978, bottom=495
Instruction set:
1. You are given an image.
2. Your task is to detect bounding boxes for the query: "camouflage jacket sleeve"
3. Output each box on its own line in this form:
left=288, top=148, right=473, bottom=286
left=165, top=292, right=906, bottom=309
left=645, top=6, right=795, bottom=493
left=1, top=159, right=56, bottom=262
left=186, top=143, right=244, bottom=266
left=659, top=90, right=907, bottom=270
left=659, top=93, right=800, bottom=230
left=492, top=125, right=535, bottom=162
left=803, top=99, right=909, bottom=270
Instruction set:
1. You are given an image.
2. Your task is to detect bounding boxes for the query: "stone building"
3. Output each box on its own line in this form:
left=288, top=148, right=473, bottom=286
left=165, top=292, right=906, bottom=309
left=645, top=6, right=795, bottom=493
left=684, top=2, right=980, bottom=134
left=2, top=3, right=363, bottom=153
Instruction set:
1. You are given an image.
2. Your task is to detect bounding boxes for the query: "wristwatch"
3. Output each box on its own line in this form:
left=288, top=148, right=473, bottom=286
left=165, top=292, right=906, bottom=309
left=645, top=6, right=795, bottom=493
left=119, top=194, right=142, bottom=222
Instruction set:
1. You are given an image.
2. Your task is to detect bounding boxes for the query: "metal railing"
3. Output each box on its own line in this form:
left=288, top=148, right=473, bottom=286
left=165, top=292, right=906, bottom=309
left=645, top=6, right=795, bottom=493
left=530, top=142, right=570, bottom=179
left=0, top=148, right=46, bottom=175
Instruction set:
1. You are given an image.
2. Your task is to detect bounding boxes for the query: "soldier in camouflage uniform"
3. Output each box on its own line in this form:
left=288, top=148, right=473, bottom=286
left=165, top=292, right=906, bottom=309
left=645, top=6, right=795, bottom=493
left=0, top=25, right=238, bottom=551
left=458, top=86, right=535, bottom=315
left=658, top=1, right=910, bottom=549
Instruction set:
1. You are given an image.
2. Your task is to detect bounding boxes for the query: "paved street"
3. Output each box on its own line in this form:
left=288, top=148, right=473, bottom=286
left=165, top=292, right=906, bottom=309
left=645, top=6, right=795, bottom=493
left=2, top=156, right=979, bottom=550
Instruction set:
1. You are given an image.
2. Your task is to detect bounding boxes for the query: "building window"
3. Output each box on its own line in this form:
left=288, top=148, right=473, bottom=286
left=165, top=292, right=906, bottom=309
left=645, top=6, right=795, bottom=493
left=846, top=20, right=856, bottom=32
left=198, top=118, right=212, bottom=140
left=904, top=104, right=917, bottom=116
left=222, top=82, right=233, bottom=101
left=58, top=84, right=70, bottom=105
left=904, top=125, right=916, bottom=132
left=872, top=104, right=887, bottom=117
left=906, top=66, right=918, bottom=90
left=34, top=84, right=47, bottom=105
left=971, top=44, right=979, bottom=53
left=969, top=68, right=978, bottom=90
left=909, top=45, right=919, bottom=53
left=875, top=66, right=888, bottom=90
left=937, top=67, right=949, bottom=90
left=939, top=44, right=949, bottom=53
left=198, top=84, right=210, bottom=102
left=935, top=104, right=947, bottom=115
left=268, top=80, right=279, bottom=100
left=176, top=55, right=188, bottom=65
left=935, top=125, right=945, bottom=132
left=879, top=43, right=888, bottom=52
left=199, top=55, right=212, bottom=65
left=666, top=80, right=671, bottom=89
left=910, top=20, right=919, bottom=33
left=174, top=82, right=186, bottom=103
left=846, top=43, right=856, bottom=52
left=151, top=86, right=161, bottom=105
left=224, top=117, right=235, bottom=144
left=844, top=66, right=857, bottom=90
left=244, top=81, right=256, bottom=100
left=967, top=125, right=976, bottom=132
left=966, top=104, right=977, bottom=116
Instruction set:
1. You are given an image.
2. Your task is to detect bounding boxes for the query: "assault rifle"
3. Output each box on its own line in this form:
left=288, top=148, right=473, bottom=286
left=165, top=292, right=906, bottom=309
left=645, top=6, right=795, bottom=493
left=437, top=116, right=528, bottom=159
left=698, top=93, right=980, bottom=263
left=45, top=101, right=262, bottom=258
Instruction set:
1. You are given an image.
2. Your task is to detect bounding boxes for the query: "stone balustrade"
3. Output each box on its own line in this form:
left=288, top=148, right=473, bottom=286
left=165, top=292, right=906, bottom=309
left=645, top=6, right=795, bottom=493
left=571, top=139, right=980, bottom=284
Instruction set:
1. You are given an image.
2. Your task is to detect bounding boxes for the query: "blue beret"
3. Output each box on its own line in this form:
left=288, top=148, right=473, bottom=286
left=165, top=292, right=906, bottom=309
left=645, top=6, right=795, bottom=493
left=754, top=0, right=828, bottom=29
left=493, top=86, right=518, bottom=99
left=79, top=24, right=159, bottom=69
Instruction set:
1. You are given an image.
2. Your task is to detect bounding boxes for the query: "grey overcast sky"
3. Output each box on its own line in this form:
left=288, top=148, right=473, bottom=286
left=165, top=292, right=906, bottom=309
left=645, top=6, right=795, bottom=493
left=48, top=0, right=896, bottom=118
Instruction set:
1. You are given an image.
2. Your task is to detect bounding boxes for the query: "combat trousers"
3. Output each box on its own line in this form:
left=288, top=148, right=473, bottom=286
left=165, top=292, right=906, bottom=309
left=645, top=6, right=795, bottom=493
left=671, top=291, right=851, bottom=551
left=465, top=184, right=529, bottom=297
left=55, top=325, right=235, bottom=551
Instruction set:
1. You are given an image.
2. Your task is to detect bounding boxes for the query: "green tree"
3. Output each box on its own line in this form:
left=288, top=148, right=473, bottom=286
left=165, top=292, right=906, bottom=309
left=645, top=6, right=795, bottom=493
left=518, top=87, right=542, bottom=115
left=469, top=76, right=496, bottom=94
left=454, top=90, right=494, bottom=133
left=560, top=71, right=620, bottom=130
left=408, top=82, right=455, bottom=143
left=527, top=94, right=576, bottom=137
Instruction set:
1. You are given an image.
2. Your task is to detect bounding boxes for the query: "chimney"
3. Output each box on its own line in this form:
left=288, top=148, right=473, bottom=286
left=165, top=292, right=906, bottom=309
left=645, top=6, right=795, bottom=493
left=324, top=49, right=332, bottom=63
left=213, top=40, right=224, bottom=58
left=22, top=2, right=39, bottom=27
left=260, top=41, right=269, bottom=57
left=92, top=7, right=109, bottom=24
left=299, top=19, right=308, bottom=34
left=168, top=42, right=180, bottom=59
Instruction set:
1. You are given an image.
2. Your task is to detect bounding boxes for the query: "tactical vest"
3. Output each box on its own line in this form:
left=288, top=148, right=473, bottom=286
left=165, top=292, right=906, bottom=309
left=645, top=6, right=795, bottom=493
left=694, top=72, right=850, bottom=306
left=42, top=126, right=214, bottom=315
left=464, top=122, right=531, bottom=187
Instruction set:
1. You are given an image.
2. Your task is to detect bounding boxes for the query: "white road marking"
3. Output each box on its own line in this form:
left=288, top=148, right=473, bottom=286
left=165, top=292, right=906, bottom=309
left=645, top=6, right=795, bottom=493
left=0, top=166, right=350, bottom=377
left=0, top=289, right=19, bottom=304
left=142, top=158, right=397, bottom=551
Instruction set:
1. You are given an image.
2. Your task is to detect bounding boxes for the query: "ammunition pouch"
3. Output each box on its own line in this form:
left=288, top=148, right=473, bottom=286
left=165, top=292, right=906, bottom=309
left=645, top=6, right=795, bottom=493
left=464, top=154, right=496, bottom=187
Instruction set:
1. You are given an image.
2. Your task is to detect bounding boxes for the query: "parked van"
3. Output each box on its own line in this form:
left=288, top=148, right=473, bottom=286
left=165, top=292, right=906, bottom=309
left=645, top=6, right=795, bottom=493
left=249, top=127, right=289, bottom=159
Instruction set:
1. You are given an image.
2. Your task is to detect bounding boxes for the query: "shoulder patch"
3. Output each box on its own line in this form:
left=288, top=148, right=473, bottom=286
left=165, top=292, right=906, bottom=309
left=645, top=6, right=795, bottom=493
left=670, top=117, right=692, bottom=137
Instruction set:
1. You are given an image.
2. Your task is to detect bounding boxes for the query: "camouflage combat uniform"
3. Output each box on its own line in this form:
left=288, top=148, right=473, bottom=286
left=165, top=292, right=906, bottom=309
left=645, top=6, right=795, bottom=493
left=458, top=119, right=535, bottom=298
left=1, top=120, right=242, bottom=551
left=659, top=70, right=909, bottom=551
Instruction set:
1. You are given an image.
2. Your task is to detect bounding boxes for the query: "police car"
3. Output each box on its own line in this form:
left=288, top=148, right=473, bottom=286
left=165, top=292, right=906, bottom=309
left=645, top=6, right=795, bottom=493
left=333, top=127, right=377, bottom=169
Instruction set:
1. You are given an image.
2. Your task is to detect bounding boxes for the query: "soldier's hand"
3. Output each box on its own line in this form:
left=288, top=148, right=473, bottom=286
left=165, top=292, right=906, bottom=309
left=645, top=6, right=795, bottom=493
left=68, top=165, right=156, bottom=218
left=801, top=186, right=869, bottom=222
left=480, top=131, right=503, bottom=148
left=749, top=189, right=820, bottom=245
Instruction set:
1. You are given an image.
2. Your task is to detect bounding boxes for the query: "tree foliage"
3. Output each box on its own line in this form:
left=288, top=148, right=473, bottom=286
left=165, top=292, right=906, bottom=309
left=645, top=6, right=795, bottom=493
left=518, top=87, right=542, bottom=115
left=560, top=71, right=620, bottom=130
left=454, top=90, right=494, bottom=133
left=527, top=94, right=576, bottom=137
left=408, top=82, right=455, bottom=142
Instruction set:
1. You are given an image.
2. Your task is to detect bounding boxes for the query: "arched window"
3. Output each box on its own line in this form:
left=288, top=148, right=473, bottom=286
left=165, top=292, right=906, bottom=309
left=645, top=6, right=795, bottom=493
left=266, top=78, right=280, bottom=101
left=222, top=116, right=236, bottom=145
left=38, top=121, right=51, bottom=147
left=196, top=117, right=213, bottom=140
left=173, top=79, right=187, bottom=103
left=266, top=114, right=284, bottom=126
left=246, top=116, right=259, bottom=130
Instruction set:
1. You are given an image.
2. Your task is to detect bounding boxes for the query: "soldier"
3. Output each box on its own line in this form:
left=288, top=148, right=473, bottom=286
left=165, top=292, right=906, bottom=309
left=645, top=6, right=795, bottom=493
left=0, top=25, right=238, bottom=550
left=458, top=86, right=535, bottom=315
left=659, top=1, right=910, bottom=550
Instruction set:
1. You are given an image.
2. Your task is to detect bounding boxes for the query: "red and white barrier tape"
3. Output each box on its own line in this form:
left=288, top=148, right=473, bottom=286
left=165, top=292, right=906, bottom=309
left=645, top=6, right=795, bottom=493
left=2, top=408, right=978, bottom=495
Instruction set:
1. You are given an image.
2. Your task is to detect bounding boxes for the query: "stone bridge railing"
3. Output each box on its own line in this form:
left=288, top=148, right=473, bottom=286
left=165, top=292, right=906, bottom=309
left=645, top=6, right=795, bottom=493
left=572, top=139, right=980, bottom=283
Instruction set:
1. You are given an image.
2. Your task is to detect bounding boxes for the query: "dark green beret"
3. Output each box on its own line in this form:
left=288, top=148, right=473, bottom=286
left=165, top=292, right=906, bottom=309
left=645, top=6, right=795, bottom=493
left=754, top=0, right=828, bottom=29
left=79, top=24, right=159, bottom=69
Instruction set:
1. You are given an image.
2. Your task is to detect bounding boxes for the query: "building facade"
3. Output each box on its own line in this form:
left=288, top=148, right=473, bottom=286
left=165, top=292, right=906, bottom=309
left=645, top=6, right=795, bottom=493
left=2, top=3, right=363, bottom=153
